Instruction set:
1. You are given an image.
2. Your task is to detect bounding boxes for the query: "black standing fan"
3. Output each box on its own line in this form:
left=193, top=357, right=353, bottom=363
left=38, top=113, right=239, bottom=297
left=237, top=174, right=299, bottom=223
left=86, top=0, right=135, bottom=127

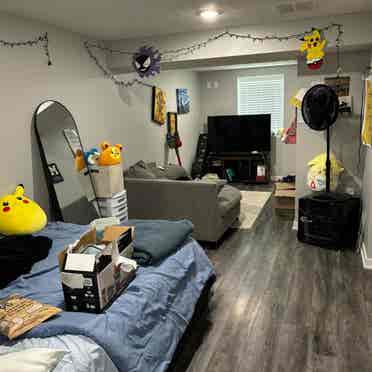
left=298, top=84, right=361, bottom=251
left=301, top=84, right=339, bottom=192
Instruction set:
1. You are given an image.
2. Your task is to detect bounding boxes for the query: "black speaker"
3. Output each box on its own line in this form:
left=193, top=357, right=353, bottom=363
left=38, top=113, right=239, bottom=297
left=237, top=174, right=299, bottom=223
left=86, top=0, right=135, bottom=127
left=298, top=192, right=361, bottom=250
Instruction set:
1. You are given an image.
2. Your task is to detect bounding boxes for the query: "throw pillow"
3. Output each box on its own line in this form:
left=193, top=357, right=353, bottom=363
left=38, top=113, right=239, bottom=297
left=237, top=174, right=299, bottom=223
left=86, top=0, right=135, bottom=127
left=125, top=161, right=156, bottom=179
left=0, top=348, right=66, bottom=372
left=165, top=164, right=191, bottom=180
left=147, top=163, right=167, bottom=179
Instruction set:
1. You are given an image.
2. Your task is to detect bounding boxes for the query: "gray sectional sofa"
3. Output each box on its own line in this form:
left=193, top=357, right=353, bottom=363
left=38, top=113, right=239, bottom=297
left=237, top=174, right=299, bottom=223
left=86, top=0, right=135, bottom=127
left=124, top=162, right=242, bottom=243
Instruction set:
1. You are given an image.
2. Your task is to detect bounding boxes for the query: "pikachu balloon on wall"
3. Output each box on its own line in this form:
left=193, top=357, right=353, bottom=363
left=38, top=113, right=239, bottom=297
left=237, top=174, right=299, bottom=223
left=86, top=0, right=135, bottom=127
left=300, top=29, right=327, bottom=70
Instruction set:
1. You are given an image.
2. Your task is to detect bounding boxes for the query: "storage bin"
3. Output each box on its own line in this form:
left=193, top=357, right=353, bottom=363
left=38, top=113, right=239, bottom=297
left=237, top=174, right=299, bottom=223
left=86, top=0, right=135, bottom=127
left=91, top=164, right=125, bottom=198
left=96, top=190, right=127, bottom=209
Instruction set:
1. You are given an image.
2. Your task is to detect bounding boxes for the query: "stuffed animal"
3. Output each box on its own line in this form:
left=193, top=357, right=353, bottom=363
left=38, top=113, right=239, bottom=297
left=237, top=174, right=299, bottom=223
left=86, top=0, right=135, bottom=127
left=0, top=185, right=47, bottom=236
left=307, top=153, right=344, bottom=192
left=75, top=149, right=86, bottom=172
left=300, top=29, right=327, bottom=70
left=85, top=148, right=100, bottom=166
left=75, top=148, right=100, bottom=172
left=98, top=142, right=123, bottom=166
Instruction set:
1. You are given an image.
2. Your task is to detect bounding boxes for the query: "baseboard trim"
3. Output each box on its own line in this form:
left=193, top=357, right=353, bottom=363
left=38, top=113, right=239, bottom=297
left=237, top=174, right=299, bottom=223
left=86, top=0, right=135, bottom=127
left=292, top=220, right=298, bottom=231
left=361, top=242, right=372, bottom=270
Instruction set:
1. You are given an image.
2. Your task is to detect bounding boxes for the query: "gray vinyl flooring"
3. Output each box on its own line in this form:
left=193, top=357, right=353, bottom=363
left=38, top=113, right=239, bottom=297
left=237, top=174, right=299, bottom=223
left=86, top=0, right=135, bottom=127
left=186, top=186, right=372, bottom=372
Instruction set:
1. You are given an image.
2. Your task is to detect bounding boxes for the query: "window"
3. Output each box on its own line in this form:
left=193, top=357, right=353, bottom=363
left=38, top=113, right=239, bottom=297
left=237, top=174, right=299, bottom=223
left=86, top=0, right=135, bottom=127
left=237, top=74, right=284, bottom=134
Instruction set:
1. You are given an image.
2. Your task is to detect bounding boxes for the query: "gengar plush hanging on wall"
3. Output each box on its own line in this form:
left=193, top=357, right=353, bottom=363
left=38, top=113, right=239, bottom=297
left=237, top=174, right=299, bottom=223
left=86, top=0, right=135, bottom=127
left=132, top=46, right=161, bottom=78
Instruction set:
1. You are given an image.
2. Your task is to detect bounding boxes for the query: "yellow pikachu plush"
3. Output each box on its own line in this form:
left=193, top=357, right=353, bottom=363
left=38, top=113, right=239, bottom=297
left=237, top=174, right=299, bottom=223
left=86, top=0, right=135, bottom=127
left=0, top=185, right=47, bottom=236
left=98, top=142, right=123, bottom=166
left=300, top=29, right=327, bottom=70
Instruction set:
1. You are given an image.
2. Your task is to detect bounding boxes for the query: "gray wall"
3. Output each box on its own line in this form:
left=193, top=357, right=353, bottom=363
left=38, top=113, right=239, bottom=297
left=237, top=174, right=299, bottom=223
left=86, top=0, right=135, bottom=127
left=198, top=65, right=298, bottom=177
left=0, top=12, right=201, bottom=216
left=116, top=70, right=202, bottom=172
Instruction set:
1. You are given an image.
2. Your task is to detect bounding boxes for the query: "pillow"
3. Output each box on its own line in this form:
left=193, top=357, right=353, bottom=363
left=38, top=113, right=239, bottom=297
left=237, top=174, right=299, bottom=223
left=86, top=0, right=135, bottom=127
left=165, top=164, right=191, bottom=180
left=217, top=185, right=242, bottom=216
left=125, top=161, right=156, bottom=179
left=0, top=348, right=66, bottom=372
left=147, top=163, right=167, bottom=179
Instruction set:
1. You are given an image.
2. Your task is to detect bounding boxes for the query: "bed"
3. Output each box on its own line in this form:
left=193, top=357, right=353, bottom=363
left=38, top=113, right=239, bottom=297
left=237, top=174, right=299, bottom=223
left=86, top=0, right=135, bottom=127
left=0, top=221, right=215, bottom=372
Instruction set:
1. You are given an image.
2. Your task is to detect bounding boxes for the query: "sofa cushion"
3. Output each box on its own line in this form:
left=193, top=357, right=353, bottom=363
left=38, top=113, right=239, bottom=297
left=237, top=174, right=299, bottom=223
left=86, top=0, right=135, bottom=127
left=125, top=161, right=157, bottom=179
left=164, top=164, right=191, bottom=180
left=217, top=185, right=242, bottom=217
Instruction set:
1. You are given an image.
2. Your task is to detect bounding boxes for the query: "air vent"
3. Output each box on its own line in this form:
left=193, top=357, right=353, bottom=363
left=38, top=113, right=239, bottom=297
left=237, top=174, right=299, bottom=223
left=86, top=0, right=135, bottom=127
left=277, top=3, right=295, bottom=15
left=277, top=1, right=314, bottom=15
left=295, top=1, right=314, bottom=11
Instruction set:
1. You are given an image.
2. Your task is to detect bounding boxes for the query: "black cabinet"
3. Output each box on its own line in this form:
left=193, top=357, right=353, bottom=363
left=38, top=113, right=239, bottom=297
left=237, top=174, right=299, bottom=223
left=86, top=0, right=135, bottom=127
left=207, top=152, right=270, bottom=183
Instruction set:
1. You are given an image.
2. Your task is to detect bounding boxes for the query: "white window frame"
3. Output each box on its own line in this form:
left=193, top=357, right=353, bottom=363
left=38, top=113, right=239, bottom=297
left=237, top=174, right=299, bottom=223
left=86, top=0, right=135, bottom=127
left=237, top=74, right=284, bottom=134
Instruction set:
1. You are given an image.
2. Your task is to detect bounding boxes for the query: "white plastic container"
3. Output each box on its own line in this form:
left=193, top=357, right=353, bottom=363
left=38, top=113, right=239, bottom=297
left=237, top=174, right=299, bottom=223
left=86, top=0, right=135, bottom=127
left=100, top=203, right=128, bottom=218
left=96, top=190, right=127, bottom=209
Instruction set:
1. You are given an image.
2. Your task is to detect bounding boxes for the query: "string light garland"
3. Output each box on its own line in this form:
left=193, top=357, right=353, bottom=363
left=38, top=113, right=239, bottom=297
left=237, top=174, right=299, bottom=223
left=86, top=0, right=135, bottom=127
left=84, top=41, right=153, bottom=87
left=0, top=32, right=52, bottom=65
left=85, top=23, right=344, bottom=87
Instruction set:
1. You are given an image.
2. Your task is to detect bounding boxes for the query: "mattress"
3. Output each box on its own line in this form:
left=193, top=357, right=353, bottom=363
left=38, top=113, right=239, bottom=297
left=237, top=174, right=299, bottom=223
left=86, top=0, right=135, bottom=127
left=0, top=221, right=215, bottom=372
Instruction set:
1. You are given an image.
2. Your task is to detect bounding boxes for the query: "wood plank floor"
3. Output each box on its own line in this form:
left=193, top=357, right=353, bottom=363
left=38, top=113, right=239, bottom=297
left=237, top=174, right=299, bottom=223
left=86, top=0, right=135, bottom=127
left=186, top=189, right=372, bottom=372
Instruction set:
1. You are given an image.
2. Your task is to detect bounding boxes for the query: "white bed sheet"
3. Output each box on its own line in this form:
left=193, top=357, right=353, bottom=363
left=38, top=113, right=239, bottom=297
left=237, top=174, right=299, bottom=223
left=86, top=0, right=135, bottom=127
left=0, top=335, right=119, bottom=372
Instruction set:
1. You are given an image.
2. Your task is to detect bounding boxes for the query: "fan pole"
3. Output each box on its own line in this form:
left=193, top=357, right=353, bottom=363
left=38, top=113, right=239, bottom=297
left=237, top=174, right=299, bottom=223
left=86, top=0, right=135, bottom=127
left=326, top=127, right=331, bottom=193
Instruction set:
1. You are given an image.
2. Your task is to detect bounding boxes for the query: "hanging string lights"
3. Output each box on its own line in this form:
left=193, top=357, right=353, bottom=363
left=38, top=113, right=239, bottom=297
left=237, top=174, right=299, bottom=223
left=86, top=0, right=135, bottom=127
left=0, top=32, right=52, bottom=65
left=85, top=23, right=344, bottom=87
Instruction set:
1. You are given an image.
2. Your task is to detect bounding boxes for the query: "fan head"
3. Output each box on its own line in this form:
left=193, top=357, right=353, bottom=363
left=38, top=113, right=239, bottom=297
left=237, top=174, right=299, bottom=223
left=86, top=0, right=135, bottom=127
left=301, top=84, right=339, bottom=131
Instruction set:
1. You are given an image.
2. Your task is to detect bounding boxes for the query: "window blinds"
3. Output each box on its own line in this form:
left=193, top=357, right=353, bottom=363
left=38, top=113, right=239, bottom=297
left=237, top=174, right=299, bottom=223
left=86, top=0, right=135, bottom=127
left=237, top=74, right=284, bottom=133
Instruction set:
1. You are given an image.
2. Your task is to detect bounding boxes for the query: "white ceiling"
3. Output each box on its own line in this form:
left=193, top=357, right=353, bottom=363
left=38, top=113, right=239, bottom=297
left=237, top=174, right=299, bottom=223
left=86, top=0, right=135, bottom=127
left=1, top=0, right=372, bottom=40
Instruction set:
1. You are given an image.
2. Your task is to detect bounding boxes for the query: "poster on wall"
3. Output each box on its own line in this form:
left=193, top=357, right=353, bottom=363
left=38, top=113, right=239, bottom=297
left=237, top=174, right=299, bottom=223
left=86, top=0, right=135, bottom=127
left=362, top=78, right=372, bottom=146
left=152, top=87, right=166, bottom=125
left=176, top=88, right=190, bottom=114
left=325, top=76, right=352, bottom=114
left=324, top=76, right=350, bottom=97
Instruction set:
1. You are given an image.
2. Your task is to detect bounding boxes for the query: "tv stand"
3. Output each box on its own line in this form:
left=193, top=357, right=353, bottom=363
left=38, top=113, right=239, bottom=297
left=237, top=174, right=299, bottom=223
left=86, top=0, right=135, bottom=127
left=207, top=152, right=270, bottom=184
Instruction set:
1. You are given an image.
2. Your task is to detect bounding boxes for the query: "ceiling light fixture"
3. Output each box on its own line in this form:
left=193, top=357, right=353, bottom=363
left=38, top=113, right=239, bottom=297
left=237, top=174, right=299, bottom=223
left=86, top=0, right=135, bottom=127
left=199, top=8, right=222, bottom=21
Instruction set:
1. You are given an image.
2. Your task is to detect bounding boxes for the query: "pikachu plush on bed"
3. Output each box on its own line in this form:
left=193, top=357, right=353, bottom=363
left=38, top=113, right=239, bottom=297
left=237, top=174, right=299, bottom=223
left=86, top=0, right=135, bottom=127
left=0, top=185, right=47, bottom=236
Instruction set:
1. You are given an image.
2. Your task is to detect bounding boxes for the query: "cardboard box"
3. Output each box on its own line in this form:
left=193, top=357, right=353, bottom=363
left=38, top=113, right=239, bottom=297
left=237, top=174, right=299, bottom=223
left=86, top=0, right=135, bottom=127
left=58, top=226, right=135, bottom=313
left=91, top=164, right=125, bottom=198
left=274, top=182, right=295, bottom=218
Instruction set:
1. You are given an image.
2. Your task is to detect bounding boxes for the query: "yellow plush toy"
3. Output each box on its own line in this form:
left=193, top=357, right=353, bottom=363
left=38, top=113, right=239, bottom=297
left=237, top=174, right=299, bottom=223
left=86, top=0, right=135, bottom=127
left=98, top=142, right=123, bottom=166
left=300, top=29, right=327, bottom=70
left=75, top=149, right=86, bottom=172
left=307, top=153, right=344, bottom=192
left=0, top=185, right=47, bottom=236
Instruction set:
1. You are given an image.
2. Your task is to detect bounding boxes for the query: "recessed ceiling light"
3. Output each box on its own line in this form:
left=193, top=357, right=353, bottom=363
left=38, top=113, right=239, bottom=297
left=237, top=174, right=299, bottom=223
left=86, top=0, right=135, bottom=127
left=199, top=8, right=222, bottom=21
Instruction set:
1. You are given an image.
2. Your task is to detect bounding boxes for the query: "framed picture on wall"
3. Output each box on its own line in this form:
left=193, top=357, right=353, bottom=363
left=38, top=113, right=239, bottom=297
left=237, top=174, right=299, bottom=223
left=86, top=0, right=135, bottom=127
left=324, top=76, right=350, bottom=97
left=152, top=86, right=167, bottom=125
left=167, top=112, right=178, bottom=137
left=176, top=88, right=190, bottom=114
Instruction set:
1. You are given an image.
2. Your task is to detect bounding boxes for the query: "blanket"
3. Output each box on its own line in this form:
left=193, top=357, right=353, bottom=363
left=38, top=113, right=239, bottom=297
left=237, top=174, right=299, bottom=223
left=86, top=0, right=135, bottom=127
left=131, top=219, right=194, bottom=265
left=0, top=221, right=215, bottom=372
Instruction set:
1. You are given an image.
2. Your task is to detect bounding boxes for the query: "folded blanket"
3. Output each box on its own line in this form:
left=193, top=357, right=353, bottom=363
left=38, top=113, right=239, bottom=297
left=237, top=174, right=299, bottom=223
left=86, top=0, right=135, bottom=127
left=0, top=235, right=52, bottom=289
left=131, top=219, right=194, bottom=265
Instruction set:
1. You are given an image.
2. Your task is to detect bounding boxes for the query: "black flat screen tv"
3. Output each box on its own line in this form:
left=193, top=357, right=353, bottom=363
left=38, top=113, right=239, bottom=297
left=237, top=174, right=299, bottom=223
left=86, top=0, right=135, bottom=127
left=208, top=114, right=271, bottom=154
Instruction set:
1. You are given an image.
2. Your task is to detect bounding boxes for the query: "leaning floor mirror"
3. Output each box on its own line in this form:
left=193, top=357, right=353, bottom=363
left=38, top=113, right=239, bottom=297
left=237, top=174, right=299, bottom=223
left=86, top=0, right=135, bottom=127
left=34, top=100, right=100, bottom=224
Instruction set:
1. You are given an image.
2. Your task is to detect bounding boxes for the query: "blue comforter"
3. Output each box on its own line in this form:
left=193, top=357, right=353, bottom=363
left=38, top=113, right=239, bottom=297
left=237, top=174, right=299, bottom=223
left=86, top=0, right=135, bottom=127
left=0, top=221, right=215, bottom=372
